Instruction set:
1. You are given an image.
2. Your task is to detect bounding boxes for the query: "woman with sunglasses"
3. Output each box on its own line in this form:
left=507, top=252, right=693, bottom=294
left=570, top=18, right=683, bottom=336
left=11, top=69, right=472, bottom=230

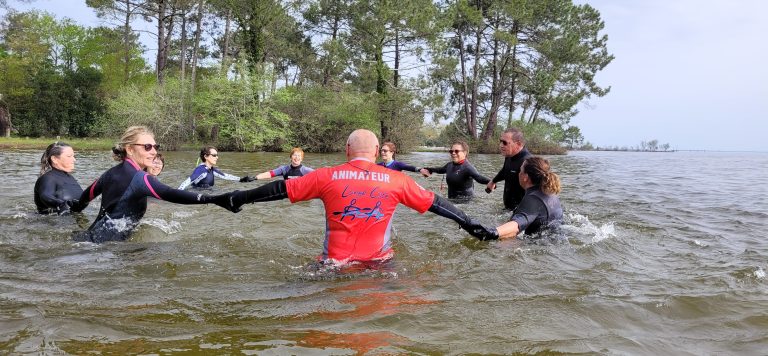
left=255, top=147, right=314, bottom=180
left=70, top=126, right=237, bottom=243
left=34, top=141, right=83, bottom=214
left=377, top=141, right=421, bottom=172
left=178, top=146, right=255, bottom=189
left=419, top=141, right=490, bottom=200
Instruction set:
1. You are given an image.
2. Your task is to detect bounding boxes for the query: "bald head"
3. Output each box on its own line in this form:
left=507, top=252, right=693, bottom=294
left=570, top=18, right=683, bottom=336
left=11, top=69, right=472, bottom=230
left=346, top=129, right=380, bottom=161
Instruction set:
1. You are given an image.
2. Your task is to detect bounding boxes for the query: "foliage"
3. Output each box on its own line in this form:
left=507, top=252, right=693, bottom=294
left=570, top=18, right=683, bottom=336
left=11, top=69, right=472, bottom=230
left=271, top=84, right=378, bottom=152
left=194, top=71, right=290, bottom=151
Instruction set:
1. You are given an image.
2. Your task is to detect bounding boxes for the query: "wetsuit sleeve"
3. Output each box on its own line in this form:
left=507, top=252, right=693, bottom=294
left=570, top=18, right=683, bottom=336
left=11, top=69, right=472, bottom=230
left=398, top=161, right=419, bottom=172
left=228, top=180, right=289, bottom=208
left=398, top=176, right=435, bottom=213
left=301, top=166, right=315, bottom=174
left=144, top=174, right=210, bottom=204
left=509, top=194, right=544, bottom=232
left=467, top=164, right=491, bottom=184
left=270, top=165, right=288, bottom=178
left=491, top=159, right=507, bottom=183
left=71, top=177, right=103, bottom=212
left=213, top=168, right=242, bottom=182
left=425, top=163, right=448, bottom=174
left=178, top=177, right=192, bottom=190
left=36, top=174, right=68, bottom=212
left=285, top=171, right=322, bottom=203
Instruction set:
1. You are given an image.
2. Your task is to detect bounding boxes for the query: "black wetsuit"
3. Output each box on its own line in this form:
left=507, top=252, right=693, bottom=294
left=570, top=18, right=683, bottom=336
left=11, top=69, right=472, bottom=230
left=510, top=187, right=563, bottom=235
left=72, top=158, right=215, bottom=243
left=491, top=147, right=532, bottom=210
left=34, top=168, right=83, bottom=214
left=424, top=160, right=490, bottom=199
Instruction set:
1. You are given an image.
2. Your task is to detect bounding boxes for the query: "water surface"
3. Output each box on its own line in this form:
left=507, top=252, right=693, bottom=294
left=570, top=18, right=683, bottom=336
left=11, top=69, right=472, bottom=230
left=1, top=149, right=766, bottom=354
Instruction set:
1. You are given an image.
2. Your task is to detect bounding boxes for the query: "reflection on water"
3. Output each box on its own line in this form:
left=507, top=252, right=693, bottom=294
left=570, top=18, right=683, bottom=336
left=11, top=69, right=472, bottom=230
left=1, top=149, right=768, bottom=354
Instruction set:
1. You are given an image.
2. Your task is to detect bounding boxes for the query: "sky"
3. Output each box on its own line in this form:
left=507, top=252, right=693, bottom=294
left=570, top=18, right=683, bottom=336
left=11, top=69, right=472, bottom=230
left=3, top=0, right=767, bottom=151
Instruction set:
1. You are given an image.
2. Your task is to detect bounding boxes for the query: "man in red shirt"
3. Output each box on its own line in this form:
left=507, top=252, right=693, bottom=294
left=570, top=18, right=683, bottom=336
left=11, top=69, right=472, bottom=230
left=220, top=129, right=493, bottom=264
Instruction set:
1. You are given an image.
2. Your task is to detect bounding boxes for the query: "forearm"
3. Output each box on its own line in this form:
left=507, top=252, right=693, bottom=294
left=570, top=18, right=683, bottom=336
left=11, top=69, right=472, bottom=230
left=496, top=220, right=520, bottom=239
left=231, top=180, right=288, bottom=206
left=427, top=195, right=469, bottom=225
left=255, top=171, right=272, bottom=180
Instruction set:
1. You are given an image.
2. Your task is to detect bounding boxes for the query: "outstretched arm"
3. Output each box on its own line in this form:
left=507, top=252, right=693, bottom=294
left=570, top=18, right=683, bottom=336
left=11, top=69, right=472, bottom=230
left=427, top=195, right=498, bottom=240
left=217, top=180, right=289, bottom=212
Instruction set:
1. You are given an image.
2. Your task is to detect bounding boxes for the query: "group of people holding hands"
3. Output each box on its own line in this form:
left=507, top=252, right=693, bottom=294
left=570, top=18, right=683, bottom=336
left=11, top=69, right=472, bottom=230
left=33, top=126, right=563, bottom=264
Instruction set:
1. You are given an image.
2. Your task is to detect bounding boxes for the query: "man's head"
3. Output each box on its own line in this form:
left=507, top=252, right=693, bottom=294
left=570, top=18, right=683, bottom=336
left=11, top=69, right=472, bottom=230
left=500, top=128, right=525, bottom=157
left=346, top=129, right=380, bottom=161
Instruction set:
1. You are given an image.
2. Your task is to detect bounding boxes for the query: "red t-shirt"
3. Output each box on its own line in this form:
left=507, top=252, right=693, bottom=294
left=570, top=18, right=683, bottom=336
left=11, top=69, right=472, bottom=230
left=285, top=159, right=435, bottom=263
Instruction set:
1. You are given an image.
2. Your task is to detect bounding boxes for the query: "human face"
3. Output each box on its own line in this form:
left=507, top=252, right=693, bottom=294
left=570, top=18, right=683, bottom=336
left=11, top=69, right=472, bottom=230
left=449, top=144, right=467, bottom=163
left=204, top=149, right=219, bottom=166
left=290, top=152, right=303, bottom=166
left=380, top=146, right=394, bottom=162
left=126, top=133, right=157, bottom=169
left=148, top=158, right=164, bottom=176
left=51, top=146, right=76, bottom=173
left=499, top=132, right=522, bottom=157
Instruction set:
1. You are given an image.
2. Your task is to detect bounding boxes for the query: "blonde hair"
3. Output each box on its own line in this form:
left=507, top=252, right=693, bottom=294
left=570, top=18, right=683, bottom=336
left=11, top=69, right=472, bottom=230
left=112, top=126, right=154, bottom=161
left=523, top=156, right=561, bottom=195
left=289, top=147, right=304, bottom=159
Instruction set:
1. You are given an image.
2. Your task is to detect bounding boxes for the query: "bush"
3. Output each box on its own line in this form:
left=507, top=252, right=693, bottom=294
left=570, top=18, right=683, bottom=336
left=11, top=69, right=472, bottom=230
left=272, top=85, right=378, bottom=152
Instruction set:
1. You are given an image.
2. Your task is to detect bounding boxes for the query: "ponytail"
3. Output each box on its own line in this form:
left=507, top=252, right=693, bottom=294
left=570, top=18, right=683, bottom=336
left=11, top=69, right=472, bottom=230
left=39, top=142, right=72, bottom=176
left=541, top=171, right=561, bottom=195
left=522, top=156, right=561, bottom=195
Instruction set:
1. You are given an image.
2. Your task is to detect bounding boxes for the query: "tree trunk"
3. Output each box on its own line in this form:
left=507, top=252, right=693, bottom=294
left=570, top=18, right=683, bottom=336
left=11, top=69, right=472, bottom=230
left=221, top=8, right=231, bottom=75
left=180, top=11, right=188, bottom=81
left=458, top=29, right=471, bottom=137
left=156, top=0, right=166, bottom=83
left=469, top=27, right=482, bottom=139
left=191, top=0, right=204, bottom=92
left=122, top=0, right=132, bottom=83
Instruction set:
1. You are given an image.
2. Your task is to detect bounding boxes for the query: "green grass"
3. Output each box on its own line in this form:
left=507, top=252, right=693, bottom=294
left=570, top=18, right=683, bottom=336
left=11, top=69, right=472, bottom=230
left=0, top=136, right=116, bottom=150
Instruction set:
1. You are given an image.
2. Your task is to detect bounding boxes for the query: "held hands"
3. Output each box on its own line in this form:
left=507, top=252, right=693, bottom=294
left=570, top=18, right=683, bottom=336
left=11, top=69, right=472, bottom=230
left=485, top=181, right=496, bottom=193
left=240, top=175, right=257, bottom=183
left=210, top=191, right=244, bottom=213
left=419, top=168, right=431, bottom=177
left=461, top=218, right=500, bottom=241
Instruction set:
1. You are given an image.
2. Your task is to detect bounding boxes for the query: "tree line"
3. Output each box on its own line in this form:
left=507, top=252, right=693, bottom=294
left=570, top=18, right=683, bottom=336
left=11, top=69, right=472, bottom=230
left=0, top=0, right=612, bottom=152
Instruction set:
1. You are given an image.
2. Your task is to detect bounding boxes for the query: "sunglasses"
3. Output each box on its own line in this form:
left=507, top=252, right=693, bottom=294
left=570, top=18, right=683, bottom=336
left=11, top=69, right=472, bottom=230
left=207, top=153, right=219, bottom=157
left=133, top=143, right=160, bottom=151
left=448, top=150, right=463, bottom=154
left=380, top=149, right=391, bottom=153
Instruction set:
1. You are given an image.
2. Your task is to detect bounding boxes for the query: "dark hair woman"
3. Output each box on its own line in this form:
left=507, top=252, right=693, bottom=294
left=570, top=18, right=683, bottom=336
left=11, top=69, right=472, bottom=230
left=178, top=146, right=255, bottom=189
left=70, top=126, right=238, bottom=243
left=33, top=142, right=83, bottom=214
left=419, top=141, right=490, bottom=200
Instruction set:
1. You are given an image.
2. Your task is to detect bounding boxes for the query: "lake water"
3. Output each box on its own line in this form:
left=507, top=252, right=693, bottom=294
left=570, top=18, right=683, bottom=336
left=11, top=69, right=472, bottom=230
left=1, top=149, right=766, bottom=354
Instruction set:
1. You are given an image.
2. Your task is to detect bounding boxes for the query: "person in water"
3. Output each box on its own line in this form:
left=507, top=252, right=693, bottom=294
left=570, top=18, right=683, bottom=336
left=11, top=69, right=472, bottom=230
left=377, top=141, right=421, bottom=172
left=146, top=153, right=164, bottom=176
left=470, top=156, right=564, bottom=240
left=34, top=141, right=83, bottom=214
left=419, top=141, right=491, bottom=200
left=179, top=146, right=255, bottom=189
left=486, top=128, right=532, bottom=210
left=218, top=129, right=488, bottom=264
left=255, top=147, right=314, bottom=180
left=70, top=126, right=236, bottom=243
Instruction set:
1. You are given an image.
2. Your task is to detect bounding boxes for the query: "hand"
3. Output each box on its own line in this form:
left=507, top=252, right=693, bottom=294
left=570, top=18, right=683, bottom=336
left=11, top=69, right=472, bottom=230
left=240, top=175, right=256, bottom=182
left=461, top=219, right=499, bottom=241
left=485, top=181, right=496, bottom=193
left=419, top=168, right=431, bottom=177
left=210, top=191, right=243, bottom=213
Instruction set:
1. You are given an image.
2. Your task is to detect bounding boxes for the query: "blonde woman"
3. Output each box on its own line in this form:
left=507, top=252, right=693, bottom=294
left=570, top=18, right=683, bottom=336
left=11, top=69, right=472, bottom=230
left=71, top=126, right=238, bottom=243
